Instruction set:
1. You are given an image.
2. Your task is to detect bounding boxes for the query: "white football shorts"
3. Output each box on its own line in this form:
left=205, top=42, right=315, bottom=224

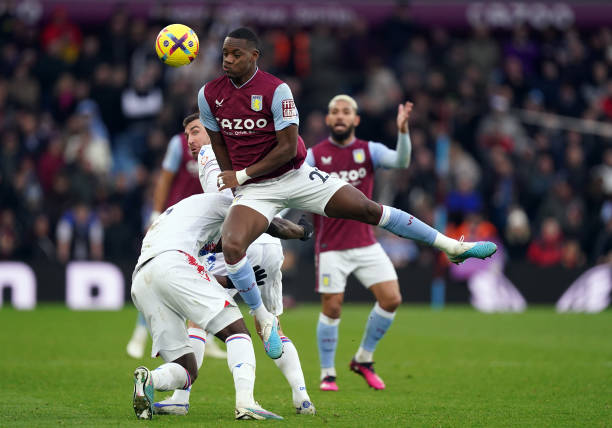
left=231, top=163, right=348, bottom=223
left=204, top=234, right=284, bottom=316
left=131, top=250, right=241, bottom=362
left=315, top=243, right=398, bottom=294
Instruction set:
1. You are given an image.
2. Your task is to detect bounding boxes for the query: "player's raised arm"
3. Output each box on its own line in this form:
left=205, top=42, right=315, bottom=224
left=368, top=101, right=414, bottom=170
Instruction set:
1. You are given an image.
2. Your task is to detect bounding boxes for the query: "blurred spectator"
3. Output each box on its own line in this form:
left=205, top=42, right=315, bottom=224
left=27, top=213, right=56, bottom=261
left=0, top=209, right=20, bottom=260
left=527, top=217, right=564, bottom=267
left=56, top=202, right=104, bottom=263
left=504, top=206, right=531, bottom=259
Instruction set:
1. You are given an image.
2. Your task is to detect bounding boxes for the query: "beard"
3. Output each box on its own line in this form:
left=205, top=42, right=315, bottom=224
left=330, top=125, right=355, bottom=142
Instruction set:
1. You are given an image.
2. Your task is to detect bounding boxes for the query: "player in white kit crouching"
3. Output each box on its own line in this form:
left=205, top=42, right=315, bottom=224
left=131, top=193, right=289, bottom=421
left=151, top=114, right=315, bottom=416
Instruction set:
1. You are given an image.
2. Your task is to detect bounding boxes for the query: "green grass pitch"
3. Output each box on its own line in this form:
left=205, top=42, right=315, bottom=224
left=0, top=304, right=610, bottom=427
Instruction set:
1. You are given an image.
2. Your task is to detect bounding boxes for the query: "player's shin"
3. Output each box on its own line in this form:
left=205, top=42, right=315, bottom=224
left=377, top=205, right=438, bottom=245
left=226, top=257, right=270, bottom=320
left=355, top=302, right=396, bottom=363
left=317, top=313, right=340, bottom=379
left=167, top=327, right=206, bottom=403
left=150, top=363, right=191, bottom=391
left=226, top=334, right=256, bottom=408
left=274, top=337, right=310, bottom=405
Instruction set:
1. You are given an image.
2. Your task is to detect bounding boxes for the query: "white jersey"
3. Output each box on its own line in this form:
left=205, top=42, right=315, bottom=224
left=197, top=144, right=279, bottom=245
left=134, top=193, right=232, bottom=275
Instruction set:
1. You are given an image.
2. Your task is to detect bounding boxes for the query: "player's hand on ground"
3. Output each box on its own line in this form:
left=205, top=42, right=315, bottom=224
left=217, top=170, right=239, bottom=190
left=298, top=215, right=314, bottom=241
left=397, top=101, right=413, bottom=133
left=253, top=265, right=267, bottom=286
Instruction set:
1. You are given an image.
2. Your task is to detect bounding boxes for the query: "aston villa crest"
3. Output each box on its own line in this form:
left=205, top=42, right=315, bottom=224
left=353, top=148, right=366, bottom=164
left=251, top=95, right=263, bottom=111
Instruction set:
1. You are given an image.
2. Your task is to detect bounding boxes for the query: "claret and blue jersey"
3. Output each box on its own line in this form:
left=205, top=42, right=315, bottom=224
left=307, top=137, right=410, bottom=254
left=198, top=68, right=307, bottom=183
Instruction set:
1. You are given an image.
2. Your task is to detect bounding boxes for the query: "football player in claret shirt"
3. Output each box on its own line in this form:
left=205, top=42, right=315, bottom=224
left=199, top=27, right=497, bottom=361
left=306, top=95, right=412, bottom=391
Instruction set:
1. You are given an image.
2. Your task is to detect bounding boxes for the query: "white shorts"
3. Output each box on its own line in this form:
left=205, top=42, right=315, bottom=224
left=232, top=163, right=348, bottom=223
left=315, top=243, right=398, bottom=294
left=131, top=250, right=241, bottom=361
left=204, top=234, right=284, bottom=316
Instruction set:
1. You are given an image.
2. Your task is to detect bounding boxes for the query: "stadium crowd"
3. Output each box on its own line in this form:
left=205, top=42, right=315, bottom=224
left=1, top=5, right=611, bottom=270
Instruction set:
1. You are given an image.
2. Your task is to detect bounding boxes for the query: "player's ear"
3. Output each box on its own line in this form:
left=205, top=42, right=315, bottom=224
left=354, top=114, right=361, bottom=127
left=325, top=113, right=333, bottom=127
left=252, top=48, right=260, bottom=61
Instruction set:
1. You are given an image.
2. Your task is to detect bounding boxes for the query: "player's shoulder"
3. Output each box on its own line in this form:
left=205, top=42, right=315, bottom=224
left=253, top=70, right=286, bottom=93
left=198, top=144, right=216, bottom=164
left=202, top=75, right=229, bottom=97
left=256, top=69, right=285, bottom=86
left=311, top=138, right=332, bottom=152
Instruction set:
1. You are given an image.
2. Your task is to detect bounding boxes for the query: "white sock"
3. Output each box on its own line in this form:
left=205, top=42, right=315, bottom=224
left=188, top=327, right=206, bottom=369
left=168, top=327, right=206, bottom=402
left=355, top=347, right=374, bottom=363
left=226, top=334, right=256, bottom=408
left=151, top=362, right=190, bottom=391
left=170, top=388, right=190, bottom=402
left=274, top=337, right=310, bottom=405
left=252, top=305, right=273, bottom=324
left=432, top=232, right=459, bottom=253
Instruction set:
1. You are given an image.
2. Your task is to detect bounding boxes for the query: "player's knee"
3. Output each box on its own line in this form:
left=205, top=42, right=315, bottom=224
left=222, top=239, right=247, bottom=264
left=322, top=300, right=342, bottom=319
left=380, top=293, right=402, bottom=312
left=363, top=200, right=383, bottom=225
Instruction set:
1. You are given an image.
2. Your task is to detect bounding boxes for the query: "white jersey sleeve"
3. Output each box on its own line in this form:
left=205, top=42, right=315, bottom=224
left=134, top=193, right=233, bottom=275
left=197, top=145, right=233, bottom=197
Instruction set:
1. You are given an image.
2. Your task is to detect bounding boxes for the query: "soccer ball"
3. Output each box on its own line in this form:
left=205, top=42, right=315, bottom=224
left=155, top=24, right=199, bottom=67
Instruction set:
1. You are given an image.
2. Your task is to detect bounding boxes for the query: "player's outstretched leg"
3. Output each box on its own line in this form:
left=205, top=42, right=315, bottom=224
left=226, top=256, right=282, bottom=359
left=127, top=312, right=148, bottom=359
left=273, top=335, right=315, bottom=414
left=224, top=333, right=283, bottom=420
left=350, top=302, right=397, bottom=390
left=377, top=205, right=497, bottom=263
left=317, top=313, right=340, bottom=391
left=325, top=187, right=496, bottom=263
left=154, top=327, right=206, bottom=415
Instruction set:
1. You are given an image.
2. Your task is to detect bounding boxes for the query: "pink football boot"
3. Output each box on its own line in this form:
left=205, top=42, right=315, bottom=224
left=349, top=359, right=385, bottom=390
left=319, top=376, right=338, bottom=391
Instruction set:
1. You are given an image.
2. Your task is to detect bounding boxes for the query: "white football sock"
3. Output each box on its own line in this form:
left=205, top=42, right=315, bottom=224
left=432, top=232, right=459, bottom=253
left=274, top=337, right=310, bottom=405
left=189, top=327, right=206, bottom=369
left=170, top=387, right=190, bottom=402
left=226, top=334, right=256, bottom=408
left=151, top=362, right=190, bottom=391
left=169, top=327, right=206, bottom=402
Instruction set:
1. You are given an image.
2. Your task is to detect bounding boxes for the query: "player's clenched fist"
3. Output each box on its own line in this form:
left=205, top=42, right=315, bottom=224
left=397, top=101, right=413, bottom=134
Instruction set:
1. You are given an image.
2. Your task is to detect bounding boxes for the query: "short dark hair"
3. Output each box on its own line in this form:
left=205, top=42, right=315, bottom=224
left=227, top=27, right=260, bottom=51
left=182, top=113, right=200, bottom=128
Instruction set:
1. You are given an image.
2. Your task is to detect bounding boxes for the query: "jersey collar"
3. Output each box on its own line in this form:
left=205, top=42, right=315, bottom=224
left=230, top=67, right=259, bottom=89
